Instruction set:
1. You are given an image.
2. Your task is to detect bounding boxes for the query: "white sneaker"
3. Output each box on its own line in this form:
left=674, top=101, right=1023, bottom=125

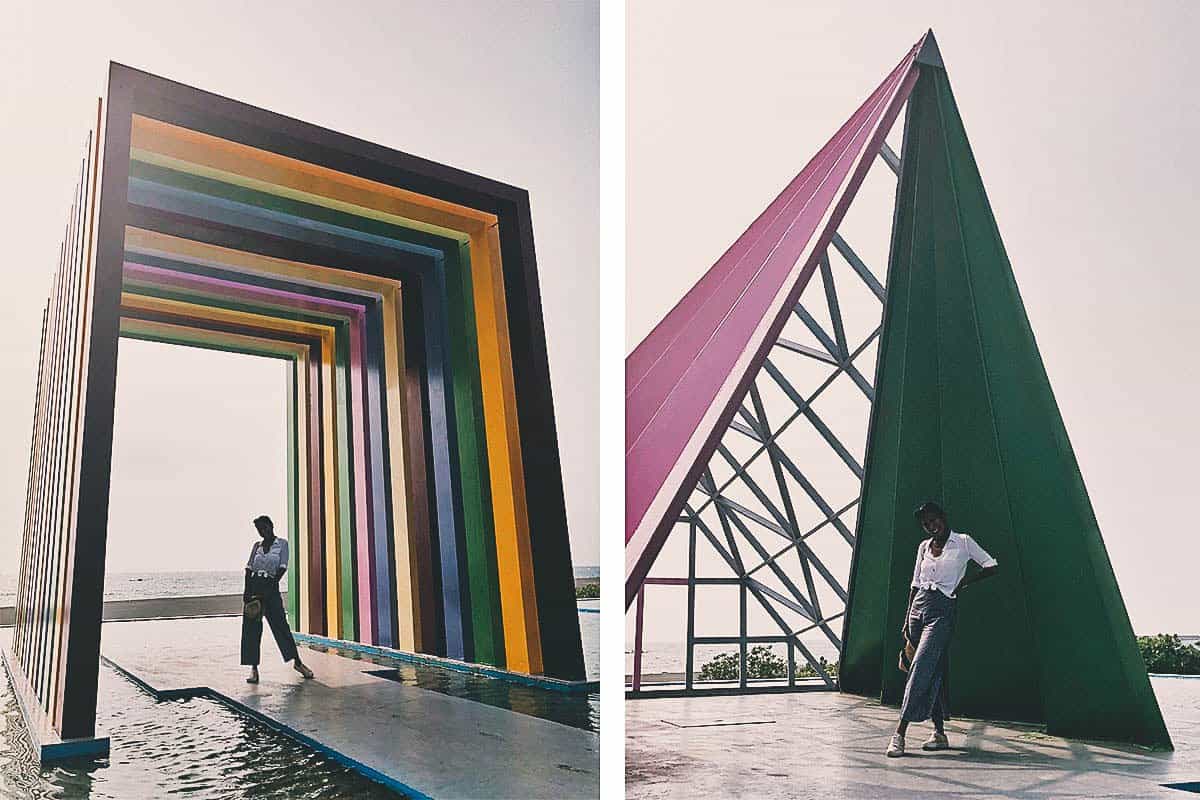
left=886, top=733, right=905, bottom=757
left=923, top=731, right=949, bottom=751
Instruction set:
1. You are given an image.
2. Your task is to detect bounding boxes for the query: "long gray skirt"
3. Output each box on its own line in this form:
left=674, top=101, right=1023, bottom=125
left=900, top=587, right=956, bottom=723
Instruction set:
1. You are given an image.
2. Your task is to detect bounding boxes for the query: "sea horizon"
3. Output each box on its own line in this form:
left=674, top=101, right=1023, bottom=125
left=0, top=565, right=600, bottom=607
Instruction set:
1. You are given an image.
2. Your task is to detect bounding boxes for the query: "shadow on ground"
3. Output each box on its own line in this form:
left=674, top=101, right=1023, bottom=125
left=627, top=678, right=1199, bottom=799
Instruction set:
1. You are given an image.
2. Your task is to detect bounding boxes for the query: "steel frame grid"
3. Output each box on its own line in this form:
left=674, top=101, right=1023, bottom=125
left=627, top=146, right=901, bottom=697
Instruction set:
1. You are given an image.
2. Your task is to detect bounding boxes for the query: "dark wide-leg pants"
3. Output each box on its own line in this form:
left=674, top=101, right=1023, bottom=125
left=240, top=579, right=298, bottom=666
left=900, top=587, right=956, bottom=724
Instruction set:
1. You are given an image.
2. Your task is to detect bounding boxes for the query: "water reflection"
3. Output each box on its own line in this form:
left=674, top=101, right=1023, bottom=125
left=1, top=665, right=404, bottom=799
left=362, top=661, right=600, bottom=732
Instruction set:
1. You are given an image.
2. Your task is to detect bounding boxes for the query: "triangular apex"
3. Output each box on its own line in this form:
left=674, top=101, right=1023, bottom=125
left=915, top=29, right=944, bottom=69
left=838, top=62, right=1171, bottom=748
left=624, top=37, right=926, bottom=608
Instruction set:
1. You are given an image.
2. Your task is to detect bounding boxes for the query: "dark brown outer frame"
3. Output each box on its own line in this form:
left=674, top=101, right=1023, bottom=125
left=54, top=62, right=584, bottom=736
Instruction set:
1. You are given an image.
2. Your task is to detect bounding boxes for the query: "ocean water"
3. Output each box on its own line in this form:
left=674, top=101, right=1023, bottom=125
left=0, top=572, right=246, bottom=606
left=0, top=566, right=600, bottom=607
left=0, top=569, right=600, bottom=681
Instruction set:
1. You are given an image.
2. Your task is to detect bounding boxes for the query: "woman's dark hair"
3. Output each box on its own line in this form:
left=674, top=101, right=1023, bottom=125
left=913, top=500, right=945, bottom=520
left=253, top=515, right=274, bottom=535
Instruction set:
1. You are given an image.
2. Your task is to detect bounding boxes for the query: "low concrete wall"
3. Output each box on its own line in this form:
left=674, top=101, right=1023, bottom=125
left=1, top=584, right=598, bottom=627
left=0, top=594, right=252, bottom=627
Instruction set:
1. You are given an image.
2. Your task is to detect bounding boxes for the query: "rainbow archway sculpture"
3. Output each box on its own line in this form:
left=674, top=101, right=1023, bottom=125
left=625, top=32, right=1171, bottom=749
left=6, top=64, right=583, bottom=757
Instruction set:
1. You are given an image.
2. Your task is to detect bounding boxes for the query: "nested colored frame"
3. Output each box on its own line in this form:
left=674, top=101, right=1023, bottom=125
left=123, top=161, right=513, bottom=663
left=120, top=239, right=442, bottom=653
left=120, top=296, right=367, bottom=641
left=15, top=124, right=101, bottom=733
left=47, top=62, right=580, bottom=738
left=117, top=318, right=317, bottom=627
left=121, top=293, right=350, bottom=617
left=124, top=111, right=553, bottom=672
left=120, top=267, right=385, bottom=641
left=125, top=228, right=433, bottom=648
left=121, top=226, right=508, bottom=663
left=120, top=259, right=392, bottom=641
left=126, top=159, right=474, bottom=654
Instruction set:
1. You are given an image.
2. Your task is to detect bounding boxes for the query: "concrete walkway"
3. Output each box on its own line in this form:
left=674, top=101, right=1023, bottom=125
left=627, top=678, right=1200, bottom=799
left=101, top=617, right=598, bottom=799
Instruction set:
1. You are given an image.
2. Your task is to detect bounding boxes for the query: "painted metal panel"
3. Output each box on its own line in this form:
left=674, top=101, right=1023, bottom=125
left=840, top=61, right=1171, bottom=749
left=625, top=40, right=924, bottom=605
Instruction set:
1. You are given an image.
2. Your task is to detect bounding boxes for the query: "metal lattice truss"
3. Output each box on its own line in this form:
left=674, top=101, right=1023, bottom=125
left=630, top=146, right=900, bottom=694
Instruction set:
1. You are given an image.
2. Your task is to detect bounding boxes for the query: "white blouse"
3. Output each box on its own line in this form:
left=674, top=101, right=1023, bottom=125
left=247, top=537, right=289, bottom=578
left=910, top=531, right=997, bottom=598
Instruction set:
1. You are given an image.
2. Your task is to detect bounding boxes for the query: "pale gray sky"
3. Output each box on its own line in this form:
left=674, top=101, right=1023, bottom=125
left=0, top=1, right=598, bottom=576
left=628, top=1, right=1200, bottom=638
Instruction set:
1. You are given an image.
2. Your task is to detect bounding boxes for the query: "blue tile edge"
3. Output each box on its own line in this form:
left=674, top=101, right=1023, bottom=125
left=100, top=655, right=432, bottom=800
left=294, top=632, right=600, bottom=693
left=1, top=645, right=110, bottom=763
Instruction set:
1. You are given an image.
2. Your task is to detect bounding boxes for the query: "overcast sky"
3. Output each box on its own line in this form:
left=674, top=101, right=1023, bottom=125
left=628, top=1, right=1200, bottom=637
left=0, top=1, right=598, bottom=576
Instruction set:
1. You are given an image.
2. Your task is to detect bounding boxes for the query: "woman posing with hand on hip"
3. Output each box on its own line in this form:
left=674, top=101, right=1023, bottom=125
left=886, top=501, right=999, bottom=757
left=241, top=515, right=314, bottom=684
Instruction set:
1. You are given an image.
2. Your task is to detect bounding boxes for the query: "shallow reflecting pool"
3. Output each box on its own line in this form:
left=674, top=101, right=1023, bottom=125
left=362, top=663, right=599, bottom=732
left=1, top=664, right=405, bottom=799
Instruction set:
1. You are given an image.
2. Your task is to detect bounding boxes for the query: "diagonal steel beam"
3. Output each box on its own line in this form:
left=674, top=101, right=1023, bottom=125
left=774, top=336, right=839, bottom=364
left=762, top=359, right=863, bottom=479
left=748, top=385, right=821, bottom=617
left=691, top=327, right=881, bottom=520
left=790, top=304, right=875, bottom=399
left=689, top=509, right=836, bottom=686
left=878, top=141, right=901, bottom=176
left=699, top=470, right=746, bottom=574
left=701, top=475, right=848, bottom=605
left=831, top=232, right=886, bottom=301
left=818, top=253, right=849, bottom=361
left=704, top=493, right=819, bottom=621
left=747, top=499, right=860, bottom=578
left=723, top=405, right=858, bottom=548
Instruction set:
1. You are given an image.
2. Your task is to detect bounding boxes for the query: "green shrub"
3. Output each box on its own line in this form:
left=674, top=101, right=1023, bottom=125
left=697, top=645, right=790, bottom=681
left=575, top=583, right=600, bottom=600
left=1138, top=634, right=1200, bottom=675
left=794, top=656, right=839, bottom=679
left=746, top=645, right=787, bottom=678
left=698, top=651, right=740, bottom=681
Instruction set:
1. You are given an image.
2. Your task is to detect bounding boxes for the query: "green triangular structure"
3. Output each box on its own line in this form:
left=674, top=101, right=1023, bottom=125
left=839, top=56, right=1171, bottom=749
left=914, top=29, right=943, bottom=68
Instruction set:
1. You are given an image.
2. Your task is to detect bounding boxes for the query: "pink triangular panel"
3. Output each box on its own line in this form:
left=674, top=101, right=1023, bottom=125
left=625, top=38, right=925, bottom=605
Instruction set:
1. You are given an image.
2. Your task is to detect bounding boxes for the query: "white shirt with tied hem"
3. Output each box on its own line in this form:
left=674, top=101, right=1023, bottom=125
left=247, top=537, right=289, bottom=579
left=911, top=531, right=997, bottom=599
